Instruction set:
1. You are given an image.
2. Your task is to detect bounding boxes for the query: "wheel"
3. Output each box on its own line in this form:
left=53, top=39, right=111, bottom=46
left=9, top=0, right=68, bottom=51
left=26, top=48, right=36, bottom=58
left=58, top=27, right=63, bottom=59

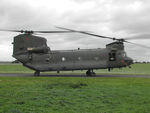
left=34, top=71, right=40, bottom=76
left=86, top=70, right=91, bottom=76
left=91, top=72, right=96, bottom=77
left=86, top=70, right=96, bottom=77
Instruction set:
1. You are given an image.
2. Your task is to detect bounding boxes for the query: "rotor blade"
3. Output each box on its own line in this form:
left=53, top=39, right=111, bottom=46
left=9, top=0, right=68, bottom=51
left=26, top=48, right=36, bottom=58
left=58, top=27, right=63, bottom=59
left=0, top=29, right=74, bottom=34
left=56, top=27, right=117, bottom=40
left=0, top=29, right=22, bottom=32
left=34, top=31, right=74, bottom=33
left=125, top=34, right=150, bottom=40
left=124, top=40, right=150, bottom=49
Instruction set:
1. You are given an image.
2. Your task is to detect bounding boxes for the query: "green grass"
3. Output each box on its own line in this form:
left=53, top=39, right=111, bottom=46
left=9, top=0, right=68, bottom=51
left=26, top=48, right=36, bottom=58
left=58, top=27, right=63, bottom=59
left=0, top=63, right=150, bottom=75
left=0, top=77, right=150, bottom=113
left=0, top=64, right=150, bottom=112
left=0, top=64, right=33, bottom=73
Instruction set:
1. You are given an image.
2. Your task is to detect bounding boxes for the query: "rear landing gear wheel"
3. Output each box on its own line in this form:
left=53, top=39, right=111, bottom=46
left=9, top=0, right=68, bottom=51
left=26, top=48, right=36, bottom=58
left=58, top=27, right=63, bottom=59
left=86, top=69, right=96, bottom=77
left=34, top=71, right=40, bottom=76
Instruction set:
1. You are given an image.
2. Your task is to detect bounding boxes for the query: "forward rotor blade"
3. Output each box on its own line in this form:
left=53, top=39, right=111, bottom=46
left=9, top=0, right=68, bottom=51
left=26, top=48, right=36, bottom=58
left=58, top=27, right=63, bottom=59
left=56, top=27, right=116, bottom=40
left=124, top=40, right=150, bottom=49
left=56, top=27, right=150, bottom=49
left=125, top=34, right=150, bottom=40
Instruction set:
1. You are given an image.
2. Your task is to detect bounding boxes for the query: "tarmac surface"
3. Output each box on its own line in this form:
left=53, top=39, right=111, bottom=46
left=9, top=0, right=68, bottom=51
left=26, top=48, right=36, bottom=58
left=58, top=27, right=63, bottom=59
left=0, top=73, right=150, bottom=78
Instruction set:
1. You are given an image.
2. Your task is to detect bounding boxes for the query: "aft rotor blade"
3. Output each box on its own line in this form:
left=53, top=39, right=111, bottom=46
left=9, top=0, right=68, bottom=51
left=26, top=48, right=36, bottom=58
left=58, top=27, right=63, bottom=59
left=34, top=31, right=74, bottom=33
left=0, top=29, right=22, bottom=32
left=56, top=27, right=117, bottom=40
left=0, top=29, right=74, bottom=34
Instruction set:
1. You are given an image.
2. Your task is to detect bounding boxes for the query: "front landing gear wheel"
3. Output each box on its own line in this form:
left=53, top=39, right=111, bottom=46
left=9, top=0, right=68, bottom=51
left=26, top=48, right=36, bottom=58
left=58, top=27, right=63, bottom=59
left=34, top=71, right=40, bottom=76
left=91, top=72, right=96, bottom=77
left=86, top=69, right=96, bottom=77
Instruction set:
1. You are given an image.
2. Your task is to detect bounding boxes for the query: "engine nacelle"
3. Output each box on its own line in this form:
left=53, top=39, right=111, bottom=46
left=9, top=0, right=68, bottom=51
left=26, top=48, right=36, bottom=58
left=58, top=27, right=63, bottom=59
left=27, top=46, right=50, bottom=53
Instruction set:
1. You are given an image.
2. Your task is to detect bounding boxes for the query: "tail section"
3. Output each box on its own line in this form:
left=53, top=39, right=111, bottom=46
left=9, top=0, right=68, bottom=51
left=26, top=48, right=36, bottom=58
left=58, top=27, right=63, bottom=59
left=13, top=34, right=50, bottom=62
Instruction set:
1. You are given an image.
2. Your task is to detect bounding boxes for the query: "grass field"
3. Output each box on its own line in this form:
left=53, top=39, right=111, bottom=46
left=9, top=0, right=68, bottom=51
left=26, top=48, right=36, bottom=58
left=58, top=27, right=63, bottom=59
left=0, top=77, right=150, bottom=113
left=0, top=63, right=150, bottom=75
left=0, top=64, right=150, bottom=113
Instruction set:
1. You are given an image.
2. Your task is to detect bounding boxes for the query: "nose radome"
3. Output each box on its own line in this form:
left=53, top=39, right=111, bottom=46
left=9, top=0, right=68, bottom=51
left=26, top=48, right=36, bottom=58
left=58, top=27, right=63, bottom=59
left=125, top=57, right=133, bottom=65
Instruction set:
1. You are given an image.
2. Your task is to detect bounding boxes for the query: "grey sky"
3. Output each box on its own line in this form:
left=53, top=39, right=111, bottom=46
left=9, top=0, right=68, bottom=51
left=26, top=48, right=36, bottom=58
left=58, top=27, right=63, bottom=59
left=0, top=0, right=150, bottom=61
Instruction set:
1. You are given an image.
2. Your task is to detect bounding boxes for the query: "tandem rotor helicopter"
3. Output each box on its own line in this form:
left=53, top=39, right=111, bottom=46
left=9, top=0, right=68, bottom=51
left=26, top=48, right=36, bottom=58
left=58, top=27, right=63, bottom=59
left=0, top=27, right=149, bottom=76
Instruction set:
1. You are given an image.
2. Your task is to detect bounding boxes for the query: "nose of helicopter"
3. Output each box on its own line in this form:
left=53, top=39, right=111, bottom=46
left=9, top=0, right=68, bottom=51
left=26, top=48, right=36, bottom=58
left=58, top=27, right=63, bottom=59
left=124, top=57, right=133, bottom=65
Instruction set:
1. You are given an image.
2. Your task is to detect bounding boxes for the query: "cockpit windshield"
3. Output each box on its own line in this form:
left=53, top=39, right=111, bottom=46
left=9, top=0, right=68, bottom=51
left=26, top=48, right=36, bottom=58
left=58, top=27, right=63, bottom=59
left=122, top=52, right=127, bottom=57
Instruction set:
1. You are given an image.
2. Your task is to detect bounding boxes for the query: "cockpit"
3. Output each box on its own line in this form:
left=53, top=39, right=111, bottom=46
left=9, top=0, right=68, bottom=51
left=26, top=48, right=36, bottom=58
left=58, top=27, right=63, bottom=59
left=121, top=52, right=127, bottom=57
left=120, top=51, right=133, bottom=66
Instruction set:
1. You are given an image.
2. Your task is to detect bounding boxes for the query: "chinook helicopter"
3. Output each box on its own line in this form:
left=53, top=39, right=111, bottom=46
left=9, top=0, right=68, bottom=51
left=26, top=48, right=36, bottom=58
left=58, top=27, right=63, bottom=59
left=0, top=28, right=148, bottom=76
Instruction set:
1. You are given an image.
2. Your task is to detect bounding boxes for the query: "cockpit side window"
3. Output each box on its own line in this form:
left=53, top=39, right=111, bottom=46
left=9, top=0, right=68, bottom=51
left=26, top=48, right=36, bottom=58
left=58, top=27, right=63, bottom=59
left=122, top=52, right=127, bottom=57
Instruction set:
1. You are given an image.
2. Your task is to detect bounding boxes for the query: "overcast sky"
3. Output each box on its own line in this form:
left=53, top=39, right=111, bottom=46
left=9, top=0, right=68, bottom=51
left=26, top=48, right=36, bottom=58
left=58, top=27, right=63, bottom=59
left=0, top=0, right=150, bottom=61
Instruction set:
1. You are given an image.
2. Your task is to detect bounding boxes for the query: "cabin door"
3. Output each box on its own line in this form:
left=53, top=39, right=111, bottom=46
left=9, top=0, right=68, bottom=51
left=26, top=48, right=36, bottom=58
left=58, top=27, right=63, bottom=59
left=108, top=50, right=117, bottom=68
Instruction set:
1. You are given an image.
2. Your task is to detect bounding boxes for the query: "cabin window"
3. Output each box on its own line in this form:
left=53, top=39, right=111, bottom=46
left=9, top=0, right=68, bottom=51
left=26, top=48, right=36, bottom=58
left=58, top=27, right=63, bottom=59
left=78, top=57, right=81, bottom=60
left=109, top=52, right=116, bottom=61
left=62, top=57, right=66, bottom=61
left=94, top=57, right=99, bottom=61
